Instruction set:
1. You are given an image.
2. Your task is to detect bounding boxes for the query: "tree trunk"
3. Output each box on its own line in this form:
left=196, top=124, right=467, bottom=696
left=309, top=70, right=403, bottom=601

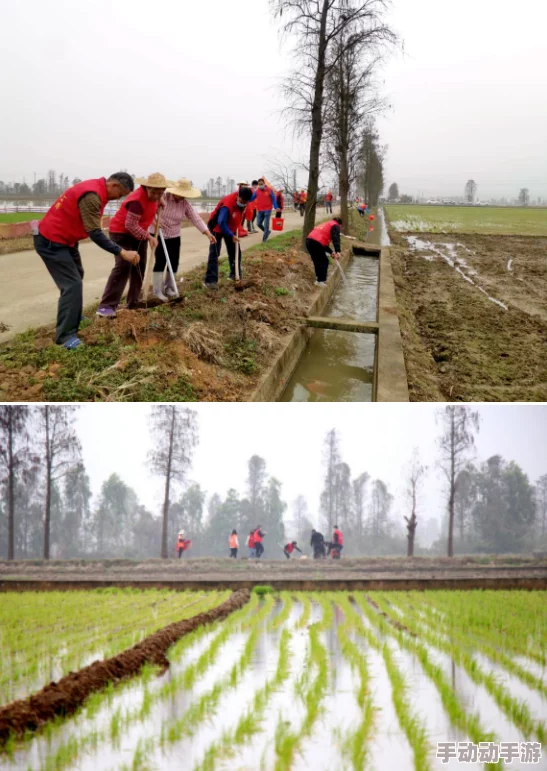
left=7, top=414, right=14, bottom=561
left=302, top=0, right=329, bottom=244
left=44, top=407, right=51, bottom=560
left=339, top=150, right=350, bottom=233
left=447, top=418, right=455, bottom=557
left=161, top=409, right=175, bottom=559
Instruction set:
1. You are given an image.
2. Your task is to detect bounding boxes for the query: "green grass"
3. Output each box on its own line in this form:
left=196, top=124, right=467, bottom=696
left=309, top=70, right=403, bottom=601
left=0, top=212, right=45, bottom=223
left=385, top=204, right=547, bottom=236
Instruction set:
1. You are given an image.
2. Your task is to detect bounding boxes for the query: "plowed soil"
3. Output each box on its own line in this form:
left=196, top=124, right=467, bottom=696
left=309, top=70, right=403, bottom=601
left=389, top=232, right=547, bottom=401
left=0, top=588, right=249, bottom=744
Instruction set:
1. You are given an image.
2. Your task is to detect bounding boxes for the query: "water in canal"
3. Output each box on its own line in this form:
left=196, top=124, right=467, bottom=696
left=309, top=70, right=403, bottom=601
left=280, top=254, right=378, bottom=402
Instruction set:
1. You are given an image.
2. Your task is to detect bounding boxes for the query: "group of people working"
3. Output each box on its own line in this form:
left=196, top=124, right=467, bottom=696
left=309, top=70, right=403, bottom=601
left=34, top=171, right=344, bottom=348
left=176, top=526, right=344, bottom=560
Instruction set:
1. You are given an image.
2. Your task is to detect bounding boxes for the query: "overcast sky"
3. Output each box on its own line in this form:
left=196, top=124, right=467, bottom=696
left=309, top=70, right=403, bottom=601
left=2, top=0, right=546, bottom=200
left=75, top=404, right=547, bottom=530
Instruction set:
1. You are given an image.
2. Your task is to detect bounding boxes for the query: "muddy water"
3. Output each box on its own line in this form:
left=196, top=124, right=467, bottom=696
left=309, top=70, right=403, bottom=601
left=280, top=257, right=378, bottom=402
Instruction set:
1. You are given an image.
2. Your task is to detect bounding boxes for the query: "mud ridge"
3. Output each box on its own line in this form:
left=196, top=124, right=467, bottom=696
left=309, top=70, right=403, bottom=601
left=0, top=588, right=250, bottom=746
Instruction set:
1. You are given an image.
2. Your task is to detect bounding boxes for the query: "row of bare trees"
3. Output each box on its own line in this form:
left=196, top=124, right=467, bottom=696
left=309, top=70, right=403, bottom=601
left=271, top=0, right=396, bottom=236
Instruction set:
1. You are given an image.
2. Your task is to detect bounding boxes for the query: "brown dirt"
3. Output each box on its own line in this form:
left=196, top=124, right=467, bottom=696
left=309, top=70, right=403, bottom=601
left=389, top=232, right=547, bottom=401
left=0, top=588, right=250, bottom=745
left=0, top=235, right=33, bottom=255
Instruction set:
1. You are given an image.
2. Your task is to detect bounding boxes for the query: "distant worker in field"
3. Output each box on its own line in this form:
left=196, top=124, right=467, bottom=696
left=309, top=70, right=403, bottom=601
left=203, top=186, right=254, bottom=289
left=325, top=191, right=334, bottom=214
left=246, top=529, right=256, bottom=558
left=34, top=172, right=139, bottom=349
left=310, top=529, right=326, bottom=559
left=229, top=529, right=239, bottom=558
left=299, top=190, right=307, bottom=217
left=327, top=524, right=344, bottom=558
left=293, top=190, right=300, bottom=211
left=150, top=178, right=216, bottom=302
left=176, top=530, right=192, bottom=558
left=283, top=541, right=303, bottom=559
left=97, top=172, right=174, bottom=318
left=253, top=526, right=266, bottom=558
left=305, top=217, right=343, bottom=287
left=255, top=177, right=277, bottom=243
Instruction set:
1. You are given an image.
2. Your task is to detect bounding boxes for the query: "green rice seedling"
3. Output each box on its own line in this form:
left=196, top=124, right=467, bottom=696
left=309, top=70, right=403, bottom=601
left=295, top=593, right=312, bottom=628
left=253, top=585, right=274, bottom=595
left=110, top=707, right=122, bottom=742
left=267, top=592, right=293, bottom=631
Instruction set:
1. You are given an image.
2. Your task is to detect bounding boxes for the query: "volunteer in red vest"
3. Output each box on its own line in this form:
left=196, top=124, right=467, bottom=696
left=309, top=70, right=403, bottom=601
left=329, top=525, right=344, bottom=558
left=246, top=529, right=256, bottom=558
left=253, top=525, right=266, bottom=558
left=203, top=186, right=253, bottom=289
left=275, top=189, right=285, bottom=218
left=96, top=172, right=174, bottom=318
left=229, top=529, right=239, bottom=558
left=35, top=172, right=138, bottom=349
left=299, top=190, right=307, bottom=217
left=325, top=191, right=334, bottom=214
left=255, top=177, right=277, bottom=243
left=176, top=530, right=191, bottom=558
left=283, top=541, right=303, bottom=559
left=305, top=216, right=343, bottom=287
left=150, top=178, right=216, bottom=301
left=293, top=191, right=300, bottom=211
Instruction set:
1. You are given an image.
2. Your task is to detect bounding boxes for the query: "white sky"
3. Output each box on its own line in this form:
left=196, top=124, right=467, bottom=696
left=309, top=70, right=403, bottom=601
left=1, top=0, right=546, bottom=199
left=75, top=404, right=547, bottom=528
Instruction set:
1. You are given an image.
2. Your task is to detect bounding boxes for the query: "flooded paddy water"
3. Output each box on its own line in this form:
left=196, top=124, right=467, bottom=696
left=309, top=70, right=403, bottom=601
left=1, top=590, right=546, bottom=770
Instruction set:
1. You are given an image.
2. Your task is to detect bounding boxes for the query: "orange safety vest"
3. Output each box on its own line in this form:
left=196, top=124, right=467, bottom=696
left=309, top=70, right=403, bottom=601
left=229, top=534, right=238, bottom=548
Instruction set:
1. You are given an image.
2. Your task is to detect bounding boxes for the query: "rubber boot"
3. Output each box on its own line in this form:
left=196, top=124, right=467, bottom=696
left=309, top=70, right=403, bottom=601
left=164, top=272, right=178, bottom=298
left=153, top=272, right=168, bottom=302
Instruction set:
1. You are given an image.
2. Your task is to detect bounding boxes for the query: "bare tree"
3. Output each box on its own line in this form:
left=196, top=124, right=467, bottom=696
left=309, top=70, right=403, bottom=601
left=324, top=42, right=387, bottom=230
left=36, top=406, right=82, bottom=559
left=404, top=449, right=427, bottom=557
left=437, top=406, right=480, bottom=557
left=358, top=119, right=385, bottom=205
left=388, top=182, right=399, bottom=201
left=0, top=406, right=32, bottom=560
left=518, top=188, right=530, bottom=207
left=272, top=0, right=396, bottom=241
left=535, top=474, right=547, bottom=538
left=352, top=471, right=369, bottom=543
left=149, top=406, right=199, bottom=559
left=320, top=428, right=342, bottom=533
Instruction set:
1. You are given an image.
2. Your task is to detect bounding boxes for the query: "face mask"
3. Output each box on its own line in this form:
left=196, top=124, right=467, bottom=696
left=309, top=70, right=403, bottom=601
left=259, top=184, right=265, bottom=190
left=236, top=200, right=246, bottom=208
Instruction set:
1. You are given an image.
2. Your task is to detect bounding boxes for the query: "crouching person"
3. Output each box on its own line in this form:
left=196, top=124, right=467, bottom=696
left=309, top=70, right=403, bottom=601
left=35, top=172, right=139, bottom=348
left=305, top=217, right=343, bottom=287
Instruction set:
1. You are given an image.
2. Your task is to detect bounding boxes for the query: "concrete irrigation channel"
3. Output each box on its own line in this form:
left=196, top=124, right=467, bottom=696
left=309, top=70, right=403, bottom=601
left=252, top=235, right=409, bottom=402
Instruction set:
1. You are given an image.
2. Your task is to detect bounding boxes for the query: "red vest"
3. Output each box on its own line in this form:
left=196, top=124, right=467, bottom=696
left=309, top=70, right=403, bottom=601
left=293, top=193, right=300, bottom=204
left=39, top=178, right=109, bottom=246
left=276, top=193, right=284, bottom=210
left=248, top=532, right=256, bottom=547
left=308, top=220, right=339, bottom=247
left=212, top=192, right=245, bottom=235
left=333, top=529, right=343, bottom=546
left=326, top=192, right=333, bottom=202
left=255, top=187, right=274, bottom=212
left=109, top=186, right=158, bottom=234
left=285, top=543, right=295, bottom=553
left=253, top=529, right=263, bottom=544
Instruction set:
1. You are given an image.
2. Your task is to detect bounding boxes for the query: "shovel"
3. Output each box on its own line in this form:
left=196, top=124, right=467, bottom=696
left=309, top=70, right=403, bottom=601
left=233, top=239, right=255, bottom=292
left=159, top=227, right=181, bottom=301
left=140, top=211, right=161, bottom=302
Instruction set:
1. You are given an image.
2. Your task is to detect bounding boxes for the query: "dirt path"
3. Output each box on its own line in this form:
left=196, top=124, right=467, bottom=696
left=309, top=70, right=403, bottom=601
left=0, top=208, right=315, bottom=344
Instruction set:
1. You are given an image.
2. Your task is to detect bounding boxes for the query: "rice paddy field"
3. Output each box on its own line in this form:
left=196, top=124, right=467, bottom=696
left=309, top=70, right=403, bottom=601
left=1, top=588, right=546, bottom=770
left=385, top=206, right=547, bottom=236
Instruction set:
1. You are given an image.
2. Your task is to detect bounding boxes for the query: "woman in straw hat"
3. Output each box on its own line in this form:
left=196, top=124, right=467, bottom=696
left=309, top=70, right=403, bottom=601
left=96, top=172, right=174, bottom=317
left=150, top=178, right=216, bottom=301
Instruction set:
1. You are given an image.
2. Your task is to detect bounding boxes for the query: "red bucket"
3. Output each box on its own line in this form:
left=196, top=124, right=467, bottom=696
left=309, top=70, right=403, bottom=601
left=272, top=217, right=284, bottom=232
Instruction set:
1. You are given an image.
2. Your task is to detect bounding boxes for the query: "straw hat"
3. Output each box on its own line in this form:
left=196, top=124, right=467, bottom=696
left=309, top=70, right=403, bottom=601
left=135, top=172, right=175, bottom=188
left=237, top=180, right=249, bottom=186
left=178, top=530, right=185, bottom=536
left=166, top=178, right=201, bottom=199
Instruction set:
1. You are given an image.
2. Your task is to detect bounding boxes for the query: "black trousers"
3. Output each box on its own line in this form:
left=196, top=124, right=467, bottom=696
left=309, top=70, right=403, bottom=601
left=154, top=235, right=180, bottom=273
left=178, top=547, right=184, bottom=558
left=204, top=232, right=241, bottom=283
left=299, top=203, right=305, bottom=216
left=34, top=234, right=84, bottom=344
left=326, top=202, right=333, bottom=214
left=230, top=548, right=238, bottom=558
left=283, top=549, right=291, bottom=559
left=255, top=542, right=264, bottom=558
left=305, top=237, right=331, bottom=282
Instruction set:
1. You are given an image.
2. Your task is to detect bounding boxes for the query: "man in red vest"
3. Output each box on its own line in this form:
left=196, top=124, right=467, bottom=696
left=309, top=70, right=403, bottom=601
left=328, top=525, right=344, bottom=558
left=253, top=525, right=266, bottom=558
left=255, top=177, right=277, bottom=243
left=325, top=191, right=334, bottom=214
left=96, top=172, right=174, bottom=318
left=275, top=190, right=285, bottom=218
left=203, top=186, right=253, bottom=288
left=305, top=217, right=343, bottom=287
left=34, top=172, right=138, bottom=348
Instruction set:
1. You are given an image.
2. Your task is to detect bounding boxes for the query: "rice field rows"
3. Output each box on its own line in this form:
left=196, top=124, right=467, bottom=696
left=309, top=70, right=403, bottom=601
left=1, top=590, right=546, bottom=770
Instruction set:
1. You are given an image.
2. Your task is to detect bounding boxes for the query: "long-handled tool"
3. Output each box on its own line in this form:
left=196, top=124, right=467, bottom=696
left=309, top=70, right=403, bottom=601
left=140, top=212, right=161, bottom=302
left=235, top=239, right=241, bottom=282
left=159, top=228, right=179, bottom=299
left=335, top=259, right=347, bottom=283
